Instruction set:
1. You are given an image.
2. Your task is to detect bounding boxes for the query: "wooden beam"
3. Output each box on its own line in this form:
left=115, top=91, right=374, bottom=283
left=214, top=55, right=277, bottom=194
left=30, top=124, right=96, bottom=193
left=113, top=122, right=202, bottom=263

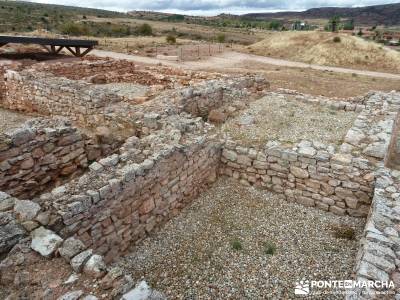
left=65, top=46, right=77, bottom=56
left=79, top=46, right=93, bottom=57
left=55, top=46, right=64, bottom=54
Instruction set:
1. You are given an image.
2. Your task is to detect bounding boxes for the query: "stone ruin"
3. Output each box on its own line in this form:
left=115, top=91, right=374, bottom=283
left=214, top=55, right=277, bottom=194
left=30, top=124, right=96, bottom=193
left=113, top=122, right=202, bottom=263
left=0, top=56, right=399, bottom=299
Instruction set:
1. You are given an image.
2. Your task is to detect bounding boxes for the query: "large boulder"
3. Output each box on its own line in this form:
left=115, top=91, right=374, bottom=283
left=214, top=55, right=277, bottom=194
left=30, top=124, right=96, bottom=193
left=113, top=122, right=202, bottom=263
left=30, top=227, right=63, bottom=257
left=14, top=200, right=41, bottom=222
left=0, top=212, right=26, bottom=254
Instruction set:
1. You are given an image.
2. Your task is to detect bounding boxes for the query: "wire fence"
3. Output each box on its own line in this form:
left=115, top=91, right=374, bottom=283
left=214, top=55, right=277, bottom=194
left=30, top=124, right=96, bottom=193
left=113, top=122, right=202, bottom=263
left=100, top=40, right=231, bottom=61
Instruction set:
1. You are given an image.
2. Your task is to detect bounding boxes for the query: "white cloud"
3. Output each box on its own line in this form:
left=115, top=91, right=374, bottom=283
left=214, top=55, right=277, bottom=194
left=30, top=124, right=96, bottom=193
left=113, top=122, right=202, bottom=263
left=29, top=0, right=399, bottom=15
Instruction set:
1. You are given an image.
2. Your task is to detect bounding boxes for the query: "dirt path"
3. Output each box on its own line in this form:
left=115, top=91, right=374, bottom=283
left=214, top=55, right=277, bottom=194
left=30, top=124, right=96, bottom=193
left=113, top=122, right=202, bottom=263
left=92, top=49, right=400, bottom=80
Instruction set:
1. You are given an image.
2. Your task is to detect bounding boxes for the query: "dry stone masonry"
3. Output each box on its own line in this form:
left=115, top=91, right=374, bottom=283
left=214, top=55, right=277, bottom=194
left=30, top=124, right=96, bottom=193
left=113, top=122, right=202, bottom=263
left=0, top=56, right=400, bottom=299
left=0, top=118, right=104, bottom=199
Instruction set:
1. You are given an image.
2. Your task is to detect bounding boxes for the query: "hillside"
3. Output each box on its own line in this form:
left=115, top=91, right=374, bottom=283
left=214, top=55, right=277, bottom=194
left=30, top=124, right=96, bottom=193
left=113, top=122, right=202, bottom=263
left=245, top=31, right=400, bottom=73
left=0, top=0, right=125, bottom=32
left=243, top=3, right=400, bottom=26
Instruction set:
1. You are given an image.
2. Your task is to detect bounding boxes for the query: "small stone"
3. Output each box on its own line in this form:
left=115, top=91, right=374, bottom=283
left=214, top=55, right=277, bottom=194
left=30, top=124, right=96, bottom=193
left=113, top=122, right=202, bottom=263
left=296, top=196, right=314, bottom=207
left=331, top=153, right=352, bottom=165
left=237, top=115, right=254, bottom=126
left=83, top=254, right=107, bottom=278
left=290, top=166, right=309, bottom=179
left=100, top=267, right=123, bottom=290
left=36, top=211, right=50, bottom=225
left=208, top=110, right=226, bottom=124
left=70, top=249, right=92, bottom=273
left=122, top=281, right=152, bottom=300
left=222, top=149, right=237, bottom=161
left=59, top=237, right=87, bottom=261
left=0, top=197, right=15, bottom=212
left=57, top=290, right=84, bottom=300
left=7, top=127, right=34, bottom=146
left=81, top=296, right=99, bottom=300
left=64, top=273, right=80, bottom=285
left=298, top=146, right=316, bottom=158
left=96, top=126, right=114, bottom=144
left=21, top=220, right=39, bottom=232
left=363, top=142, right=386, bottom=158
left=20, top=157, right=34, bottom=169
left=89, top=162, right=103, bottom=172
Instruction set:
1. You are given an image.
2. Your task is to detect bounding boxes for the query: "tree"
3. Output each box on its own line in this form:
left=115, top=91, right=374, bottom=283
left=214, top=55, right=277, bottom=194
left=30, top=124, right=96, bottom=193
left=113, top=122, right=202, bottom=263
left=343, top=19, right=354, bottom=30
left=166, top=35, right=176, bottom=44
left=329, top=16, right=341, bottom=32
left=136, top=23, right=152, bottom=36
left=268, top=20, right=281, bottom=30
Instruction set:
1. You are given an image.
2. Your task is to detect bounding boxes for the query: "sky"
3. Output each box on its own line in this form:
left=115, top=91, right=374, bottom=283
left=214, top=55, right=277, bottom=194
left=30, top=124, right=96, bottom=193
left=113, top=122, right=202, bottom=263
left=28, top=0, right=399, bottom=16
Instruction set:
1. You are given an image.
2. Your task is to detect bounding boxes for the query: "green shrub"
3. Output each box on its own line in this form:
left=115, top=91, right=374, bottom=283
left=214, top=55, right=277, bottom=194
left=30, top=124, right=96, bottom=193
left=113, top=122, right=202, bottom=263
left=136, top=23, right=152, bottom=36
left=263, top=241, right=276, bottom=255
left=231, top=239, right=243, bottom=251
left=331, top=224, right=356, bottom=240
left=216, top=33, right=226, bottom=43
left=59, top=22, right=88, bottom=36
left=333, top=36, right=341, bottom=43
left=166, top=35, right=176, bottom=44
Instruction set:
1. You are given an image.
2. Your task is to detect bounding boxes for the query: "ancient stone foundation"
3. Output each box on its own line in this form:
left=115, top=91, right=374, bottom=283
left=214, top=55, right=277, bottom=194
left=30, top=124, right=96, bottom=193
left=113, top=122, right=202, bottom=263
left=1, top=57, right=400, bottom=299
left=0, top=118, right=103, bottom=199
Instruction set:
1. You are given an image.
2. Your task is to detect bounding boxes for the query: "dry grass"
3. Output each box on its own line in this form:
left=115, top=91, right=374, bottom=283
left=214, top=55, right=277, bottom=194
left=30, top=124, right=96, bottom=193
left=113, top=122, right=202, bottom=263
left=86, top=16, right=267, bottom=45
left=220, top=95, right=357, bottom=147
left=246, top=31, right=400, bottom=73
left=96, top=36, right=196, bottom=53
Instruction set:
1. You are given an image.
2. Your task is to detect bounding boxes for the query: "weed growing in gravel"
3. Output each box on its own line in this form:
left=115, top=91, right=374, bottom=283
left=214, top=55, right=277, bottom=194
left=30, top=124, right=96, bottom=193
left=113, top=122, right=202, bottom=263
left=263, top=241, right=277, bottom=255
left=331, top=224, right=356, bottom=240
left=231, top=239, right=243, bottom=251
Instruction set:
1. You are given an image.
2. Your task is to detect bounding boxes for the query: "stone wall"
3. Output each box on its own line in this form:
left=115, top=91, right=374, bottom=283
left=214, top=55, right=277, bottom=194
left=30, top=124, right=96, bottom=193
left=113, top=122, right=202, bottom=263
left=0, top=118, right=101, bottom=199
left=220, top=91, right=400, bottom=217
left=34, top=59, right=177, bottom=87
left=385, top=111, right=400, bottom=170
left=33, top=59, right=139, bottom=80
left=2, top=69, right=121, bottom=125
left=220, top=140, right=374, bottom=217
left=348, top=165, right=400, bottom=299
left=1, top=64, right=268, bottom=133
left=38, top=121, right=221, bottom=263
left=0, top=66, right=6, bottom=103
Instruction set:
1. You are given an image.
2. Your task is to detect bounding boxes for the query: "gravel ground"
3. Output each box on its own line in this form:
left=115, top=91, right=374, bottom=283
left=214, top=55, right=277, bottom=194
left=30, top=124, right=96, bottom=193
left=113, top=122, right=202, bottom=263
left=115, top=178, right=365, bottom=299
left=0, top=108, right=31, bottom=134
left=221, top=94, right=357, bottom=147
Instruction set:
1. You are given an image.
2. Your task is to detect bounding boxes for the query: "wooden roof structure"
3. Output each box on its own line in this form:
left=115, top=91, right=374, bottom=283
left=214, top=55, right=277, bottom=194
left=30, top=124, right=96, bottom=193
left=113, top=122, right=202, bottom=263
left=0, top=35, right=98, bottom=57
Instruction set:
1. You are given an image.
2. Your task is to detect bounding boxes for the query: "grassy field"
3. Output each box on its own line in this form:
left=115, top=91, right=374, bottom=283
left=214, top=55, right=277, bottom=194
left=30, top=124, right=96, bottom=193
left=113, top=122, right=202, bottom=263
left=244, top=31, right=400, bottom=73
